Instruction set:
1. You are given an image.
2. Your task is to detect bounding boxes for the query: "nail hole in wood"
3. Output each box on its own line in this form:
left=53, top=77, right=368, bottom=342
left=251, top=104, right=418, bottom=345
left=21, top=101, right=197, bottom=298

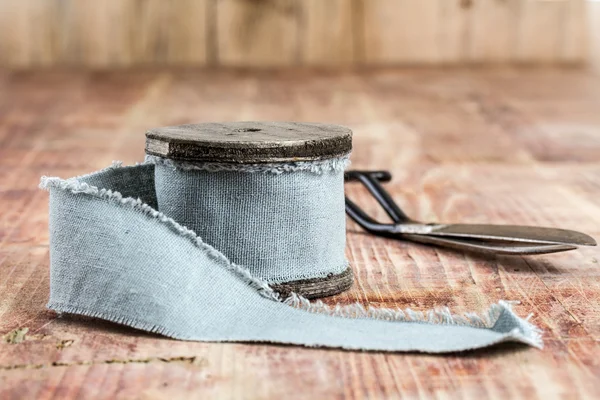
left=235, top=128, right=262, bottom=133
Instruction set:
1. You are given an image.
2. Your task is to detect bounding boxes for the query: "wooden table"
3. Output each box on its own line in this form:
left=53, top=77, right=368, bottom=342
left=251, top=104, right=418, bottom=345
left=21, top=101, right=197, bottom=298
left=1, top=68, right=599, bottom=399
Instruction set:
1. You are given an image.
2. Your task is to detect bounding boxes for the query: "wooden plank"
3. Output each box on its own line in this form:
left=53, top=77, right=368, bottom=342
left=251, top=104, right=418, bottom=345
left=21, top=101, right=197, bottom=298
left=0, top=0, right=60, bottom=67
left=468, top=0, right=519, bottom=62
left=166, top=0, right=209, bottom=65
left=0, top=0, right=208, bottom=67
left=60, top=0, right=208, bottom=66
left=514, top=0, right=568, bottom=63
left=361, top=0, right=441, bottom=64
left=436, top=0, right=472, bottom=63
left=130, top=0, right=208, bottom=65
left=588, top=0, right=600, bottom=70
left=1, top=68, right=600, bottom=398
left=298, top=0, right=355, bottom=65
left=216, top=0, right=300, bottom=66
left=58, top=1, right=134, bottom=67
left=128, top=0, right=172, bottom=64
left=559, top=0, right=587, bottom=63
left=467, top=68, right=600, bottom=162
left=0, top=0, right=593, bottom=67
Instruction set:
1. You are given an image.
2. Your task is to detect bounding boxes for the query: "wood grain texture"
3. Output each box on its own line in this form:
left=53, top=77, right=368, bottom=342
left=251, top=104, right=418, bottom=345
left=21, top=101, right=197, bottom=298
left=1, top=68, right=600, bottom=398
left=515, top=0, right=567, bottom=63
left=0, top=0, right=61, bottom=67
left=59, top=0, right=135, bottom=67
left=0, top=0, right=591, bottom=67
left=361, top=0, right=441, bottom=64
left=561, top=0, right=588, bottom=63
left=216, top=0, right=300, bottom=66
left=128, top=0, right=208, bottom=65
left=145, top=121, right=352, bottom=162
left=299, top=0, right=355, bottom=65
left=468, top=0, right=519, bottom=62
left=590, top=1, right=600, bottom=71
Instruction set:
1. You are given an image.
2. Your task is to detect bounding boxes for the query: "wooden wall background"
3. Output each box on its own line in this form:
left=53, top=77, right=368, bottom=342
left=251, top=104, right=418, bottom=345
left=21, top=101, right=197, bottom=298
left=591, top=0, right=600, bottom=70
left=0, top=0, right=590, bottom=68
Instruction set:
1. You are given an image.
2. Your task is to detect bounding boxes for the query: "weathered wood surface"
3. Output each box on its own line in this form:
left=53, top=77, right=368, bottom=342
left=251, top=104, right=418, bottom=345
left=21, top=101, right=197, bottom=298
left=0, top=0, right=590, bottom=67
left=1, top=68, right=600, bottom=399
left=145, top=121, right=352, bottom=163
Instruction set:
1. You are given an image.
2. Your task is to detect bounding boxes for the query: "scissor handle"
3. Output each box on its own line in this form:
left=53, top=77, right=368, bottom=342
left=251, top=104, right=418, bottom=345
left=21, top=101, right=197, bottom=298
left=344, top=170, right=411, bottom=223
left=344, top=170, right=392, bottom=183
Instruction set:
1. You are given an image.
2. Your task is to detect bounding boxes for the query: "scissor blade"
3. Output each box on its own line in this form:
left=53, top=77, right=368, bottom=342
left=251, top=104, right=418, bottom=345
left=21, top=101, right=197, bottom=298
left=428, top=224, right=596, bottom=247
left=403, top=234, right=578, bottom=255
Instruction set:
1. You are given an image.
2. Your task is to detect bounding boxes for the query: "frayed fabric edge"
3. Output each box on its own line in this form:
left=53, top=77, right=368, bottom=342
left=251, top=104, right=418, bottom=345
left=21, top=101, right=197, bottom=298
left=144, top=154, right=350, bottom=174
left=49, top=302, right=188, bottom=340
left=39, top=163, right=543, bottom=350
left=284, top=294, right=543, bottom=349
left=47, top=301, right=541, bottom=351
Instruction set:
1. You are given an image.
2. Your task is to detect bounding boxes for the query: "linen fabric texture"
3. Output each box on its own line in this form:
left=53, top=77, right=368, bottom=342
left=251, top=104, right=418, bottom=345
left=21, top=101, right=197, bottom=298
left=39, top=158, right=542, bottom=353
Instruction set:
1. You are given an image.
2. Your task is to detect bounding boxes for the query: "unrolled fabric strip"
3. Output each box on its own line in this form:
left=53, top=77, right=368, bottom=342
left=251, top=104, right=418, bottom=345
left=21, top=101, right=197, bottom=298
left=39, top=156, right=542, bottom=352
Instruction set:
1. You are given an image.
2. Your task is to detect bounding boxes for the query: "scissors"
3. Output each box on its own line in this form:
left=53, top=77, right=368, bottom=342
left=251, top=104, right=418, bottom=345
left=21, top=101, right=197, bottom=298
left=344, top=170, right=597, bottom=255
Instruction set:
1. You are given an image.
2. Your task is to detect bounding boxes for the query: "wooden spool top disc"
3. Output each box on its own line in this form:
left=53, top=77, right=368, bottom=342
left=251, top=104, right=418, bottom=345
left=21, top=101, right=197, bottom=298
left=145, top=121, right=352, bottom=164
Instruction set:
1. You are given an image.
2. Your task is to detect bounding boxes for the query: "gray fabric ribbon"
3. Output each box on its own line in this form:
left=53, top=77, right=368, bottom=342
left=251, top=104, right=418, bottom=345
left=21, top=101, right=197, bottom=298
left=39, top=157, right=542, bottom=352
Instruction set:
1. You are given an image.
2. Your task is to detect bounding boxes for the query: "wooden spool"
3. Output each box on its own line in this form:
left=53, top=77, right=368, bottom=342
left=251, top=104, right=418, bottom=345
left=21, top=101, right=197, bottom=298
left=145, top=121, right=354, bottom=299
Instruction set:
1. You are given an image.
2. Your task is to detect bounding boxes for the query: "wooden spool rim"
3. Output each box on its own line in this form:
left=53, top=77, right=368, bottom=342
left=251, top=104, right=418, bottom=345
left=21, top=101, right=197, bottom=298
left=145, top=121, right=352, bottom=163
left=270, top=267, right=354, bottom=300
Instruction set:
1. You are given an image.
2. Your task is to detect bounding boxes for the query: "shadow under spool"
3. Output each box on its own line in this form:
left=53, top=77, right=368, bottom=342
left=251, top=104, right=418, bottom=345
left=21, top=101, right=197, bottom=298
left=145, top=121, right=354, bottom=299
